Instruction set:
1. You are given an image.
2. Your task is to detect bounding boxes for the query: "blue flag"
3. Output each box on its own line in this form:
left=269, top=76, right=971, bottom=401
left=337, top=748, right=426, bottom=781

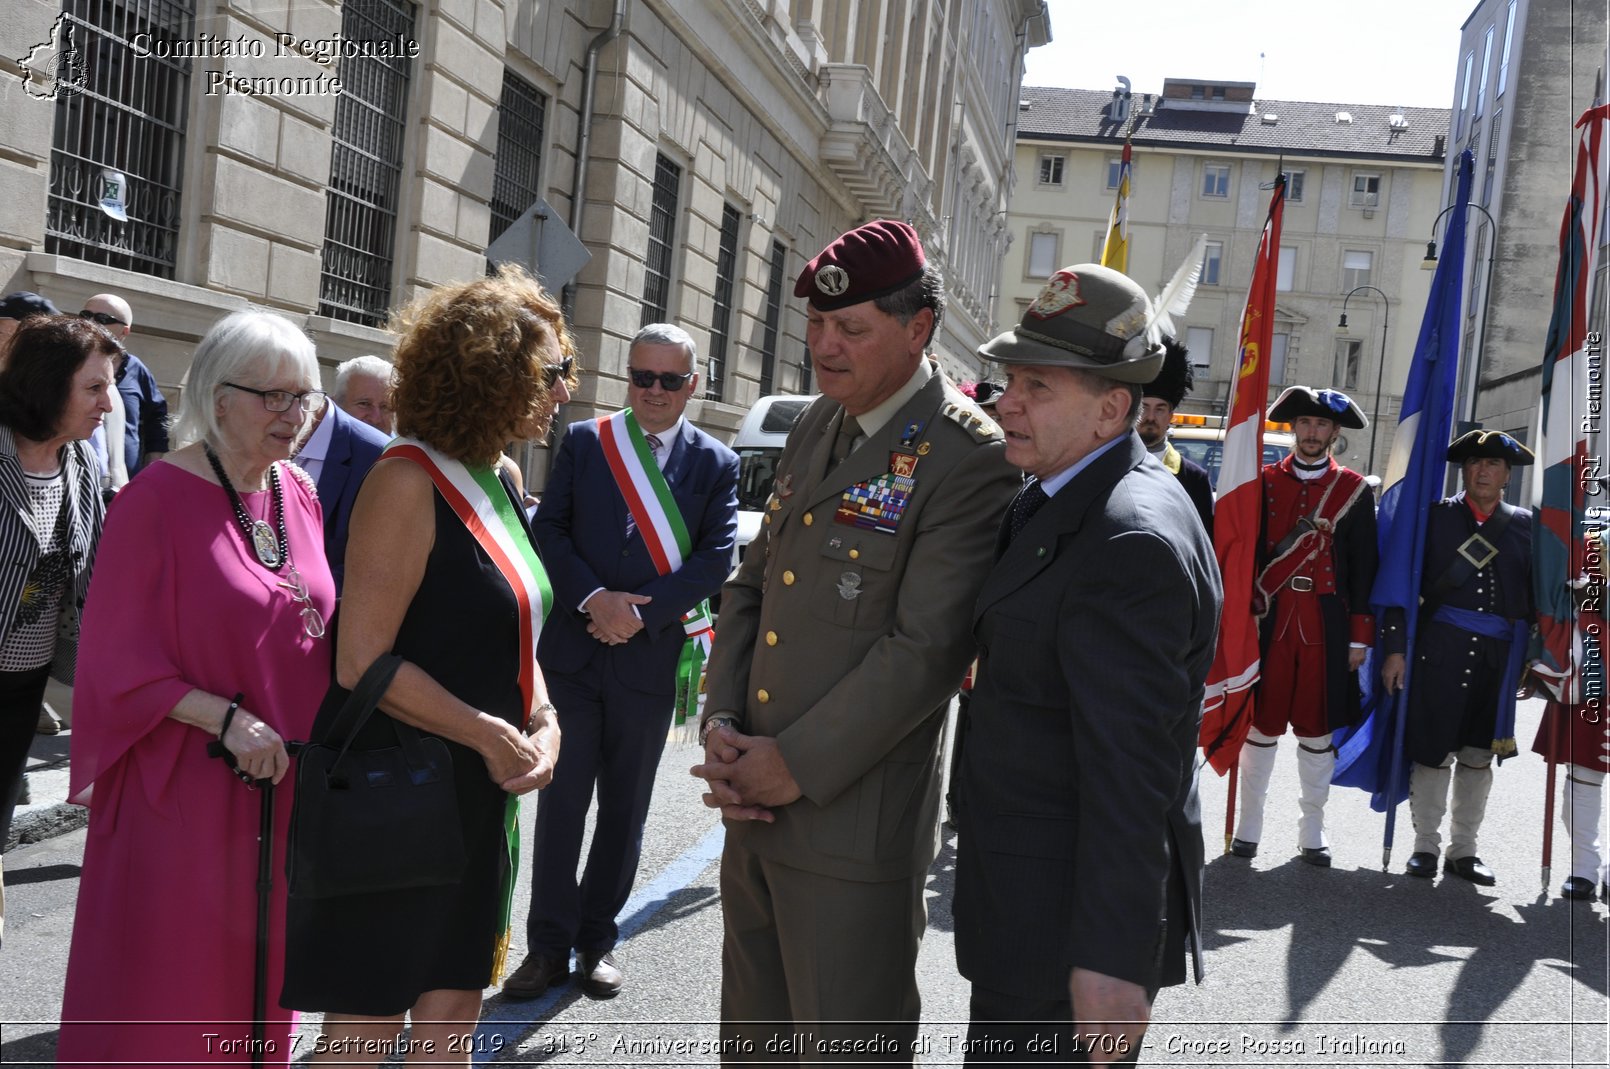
left=1332, top=151, right=1473, bottom=822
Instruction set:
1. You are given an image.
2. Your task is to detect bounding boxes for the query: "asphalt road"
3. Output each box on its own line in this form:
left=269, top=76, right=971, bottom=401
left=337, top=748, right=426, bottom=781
left=1, top=698, right=1604, bottom=1066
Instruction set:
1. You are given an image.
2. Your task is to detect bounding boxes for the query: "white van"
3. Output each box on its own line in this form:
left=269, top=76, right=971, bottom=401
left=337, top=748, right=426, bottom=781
left=729, top=393, right=818, bottom=572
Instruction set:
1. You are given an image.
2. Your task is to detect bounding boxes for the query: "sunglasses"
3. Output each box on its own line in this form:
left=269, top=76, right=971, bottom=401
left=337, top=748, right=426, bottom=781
left=544, top=356, right=575, bottom=388
left=628, top=368, right=693, bottom=391
left=79, top=310, right=127, bottom=327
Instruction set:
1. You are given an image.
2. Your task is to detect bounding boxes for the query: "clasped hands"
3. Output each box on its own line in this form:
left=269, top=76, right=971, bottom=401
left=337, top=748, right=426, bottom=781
left=482, top=709, right=559, bottom=796
left=689, top=722, right=801, bottom=822
left=585, top=590, right=651, bottom=645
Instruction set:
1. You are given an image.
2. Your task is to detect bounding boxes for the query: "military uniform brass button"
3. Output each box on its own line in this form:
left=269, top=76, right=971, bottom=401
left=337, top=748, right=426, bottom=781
left=766, top=631, right=778, bottom=646
left=757, top=688, right=770, bottom=703
left=764, top=515, right=772, bottom=525
left=802, top=513, right=814, bottom=526
left=849, top=549, right=860, bottom=560
left=783, top=570, right=796, bottom=585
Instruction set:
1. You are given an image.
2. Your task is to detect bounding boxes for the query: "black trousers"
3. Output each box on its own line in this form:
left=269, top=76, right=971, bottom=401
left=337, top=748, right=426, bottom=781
left=966, top=985, right=1149, bottom=1066
left=0, top=665, right=54, bottom=848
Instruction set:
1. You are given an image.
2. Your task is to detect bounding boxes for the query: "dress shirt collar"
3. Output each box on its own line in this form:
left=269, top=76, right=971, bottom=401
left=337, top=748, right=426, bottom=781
left=853, top=360, right=932, bottom=440
left=1038, top=433, right=1128, bottom=498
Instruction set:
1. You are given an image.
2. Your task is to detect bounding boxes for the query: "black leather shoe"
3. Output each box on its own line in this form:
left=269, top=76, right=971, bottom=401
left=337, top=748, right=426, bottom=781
left=1444, top=855, right=1496, bottom=886
left=1229, top=838, right=1258, bottom=858
left=1298, top=846, right=1332, bottom=867
left=579, top=951, right=623, bottom=998
left=1562, top=876, right=1596, bottom=900
left=1405, top=852, right=1438, bottom=878
left=502, top=952, right=571, bottom=999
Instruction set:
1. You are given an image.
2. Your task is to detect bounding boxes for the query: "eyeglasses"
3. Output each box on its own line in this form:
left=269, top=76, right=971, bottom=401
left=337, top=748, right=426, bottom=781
left=279, top=567, right=327, bottom=640
left=628, top=368, right=693, bottom=391
left=544, top=356, right=575, bottom=388
left=79, top=310, right=127, bottom=328
left=224, top=383, right=327, bottom=413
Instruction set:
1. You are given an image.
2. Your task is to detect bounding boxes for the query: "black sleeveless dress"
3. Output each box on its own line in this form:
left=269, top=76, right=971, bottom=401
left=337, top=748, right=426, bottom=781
left=282, top=478, right=531, bottom=1015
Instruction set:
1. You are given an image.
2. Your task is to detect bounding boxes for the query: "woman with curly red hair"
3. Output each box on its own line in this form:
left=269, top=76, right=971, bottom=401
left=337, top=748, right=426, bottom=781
left=284, top=267, right=576, bottom=1062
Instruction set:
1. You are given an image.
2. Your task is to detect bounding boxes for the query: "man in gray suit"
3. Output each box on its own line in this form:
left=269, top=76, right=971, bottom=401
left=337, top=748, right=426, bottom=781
left=693, top=220, right=1019, bottom=1062
left=953, top=264, right=1222, bottom=1063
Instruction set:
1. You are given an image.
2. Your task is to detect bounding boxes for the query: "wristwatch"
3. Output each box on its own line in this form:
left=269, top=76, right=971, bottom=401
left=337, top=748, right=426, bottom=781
left=700, top=714, right=739, bottom=747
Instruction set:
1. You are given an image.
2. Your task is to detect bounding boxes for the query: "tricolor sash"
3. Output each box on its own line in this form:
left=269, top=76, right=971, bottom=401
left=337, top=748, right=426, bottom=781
left=598, top=410, right=715, bottom=733
left=380, top=437, right=553, bottom=983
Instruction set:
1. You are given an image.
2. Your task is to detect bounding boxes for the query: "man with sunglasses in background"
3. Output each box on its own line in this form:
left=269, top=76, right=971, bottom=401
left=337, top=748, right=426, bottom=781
left=80, top=293, right=169, bottom=479
left=504, top=322, right=738, bottom=1001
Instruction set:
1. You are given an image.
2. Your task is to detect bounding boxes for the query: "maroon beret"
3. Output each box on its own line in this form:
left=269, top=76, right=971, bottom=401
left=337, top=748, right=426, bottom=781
left=795, top=220, right=926, bottom=311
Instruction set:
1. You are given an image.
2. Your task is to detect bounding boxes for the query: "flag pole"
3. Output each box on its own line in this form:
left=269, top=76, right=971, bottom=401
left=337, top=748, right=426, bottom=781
left=1542, top=703, right=1562, bottom=892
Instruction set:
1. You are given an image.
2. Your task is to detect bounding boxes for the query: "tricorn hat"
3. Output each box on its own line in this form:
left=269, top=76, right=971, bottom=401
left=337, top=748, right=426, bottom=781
left=1446, top=428, right=1535, bottom=466
left=1143, top=336, right=1195, bottom=407
left=1268, top=385, right=1367, bottom=429
left=978, top=263, right=1164, bottom=384
left=795, top=220, right=927, bottom=312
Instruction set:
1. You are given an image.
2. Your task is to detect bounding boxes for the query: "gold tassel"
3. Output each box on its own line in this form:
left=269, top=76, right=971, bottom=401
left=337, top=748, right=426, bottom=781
left=489, top=925, right=511, bottom=986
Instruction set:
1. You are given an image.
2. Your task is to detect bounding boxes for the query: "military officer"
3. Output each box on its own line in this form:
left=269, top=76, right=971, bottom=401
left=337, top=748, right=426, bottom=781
left=1384, top=429, right=1535, bottom=886
left=691, top=219, right=1019, bottom=1063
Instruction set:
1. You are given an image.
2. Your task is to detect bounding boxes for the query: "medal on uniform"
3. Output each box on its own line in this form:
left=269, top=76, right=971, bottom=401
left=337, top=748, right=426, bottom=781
left=776, top=474, right=794, bottom=499
left=837, top=572, right=863, bottom=600
left=251, top=520, right=281, bottom=568
left=916, top=441, right=932, bottom=456
left=900, top=420, right=924, bottom=448
left=890, top=452, right=918, bottom=478
left=836, top=471, right=915, bottom=533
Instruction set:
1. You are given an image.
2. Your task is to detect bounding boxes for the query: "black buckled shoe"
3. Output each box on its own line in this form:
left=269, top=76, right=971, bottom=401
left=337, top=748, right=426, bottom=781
left=1298, top=846, right=1332, bottom=868
left=1230, top=838, right=1258, bottom=858
left=579, top=950, right=623, bottom=999
left=1405, top=852, right=1438, bottom=878
left=1562, top=876, right=1597, bottom=900
left=502, top=952, right=571, bottom=1000
left=1444, top=855, right=1496, bottom=886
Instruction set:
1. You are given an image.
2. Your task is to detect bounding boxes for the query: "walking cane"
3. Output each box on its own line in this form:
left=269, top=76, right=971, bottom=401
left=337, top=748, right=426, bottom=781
left=1224, top=765, right=1238, bottom=855
left=209, top=737, right=302, bottom=1069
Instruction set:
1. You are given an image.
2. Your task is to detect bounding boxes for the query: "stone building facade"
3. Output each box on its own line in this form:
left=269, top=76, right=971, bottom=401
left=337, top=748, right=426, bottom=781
left=1003, top=79, right=1451, bottom=477
left=1437, top=0, right=1607, bottom=460
left=1, top=0, right=1050, bottom=482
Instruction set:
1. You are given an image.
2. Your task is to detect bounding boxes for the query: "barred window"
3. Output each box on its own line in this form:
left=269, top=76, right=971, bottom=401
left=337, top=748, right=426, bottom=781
left=45, top=0, right=197, bottom=279
left=318, top=0, right=416, bottom=326
left=758, top=240, right=786, bottom=396
left=490, top=70, right=547, bottom=250
left=706, top=204, right=741, bottom=401
left=641, top=153, right=681, bottom=325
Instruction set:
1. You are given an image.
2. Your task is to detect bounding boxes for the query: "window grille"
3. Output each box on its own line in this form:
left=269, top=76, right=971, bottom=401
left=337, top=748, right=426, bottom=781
left=706, top=204, right=741, bottom=401
left=45, top=0, right=196, bottom=279
left=318, top=0, right=415, bottom=326
left=641, top=153, right=681, bottom=325
left=490, top=70, right=547, bottom=250
left=758, top=240, right=786, bottom=396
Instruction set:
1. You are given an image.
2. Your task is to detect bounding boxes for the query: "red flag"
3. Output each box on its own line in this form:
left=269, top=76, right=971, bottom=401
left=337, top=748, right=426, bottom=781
left=1200, top=174, right=1286, bottom=775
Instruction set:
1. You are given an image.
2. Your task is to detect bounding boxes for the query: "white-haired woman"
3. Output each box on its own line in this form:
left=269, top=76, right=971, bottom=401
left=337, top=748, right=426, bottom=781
left=59, top=310, right=334, bottom=1066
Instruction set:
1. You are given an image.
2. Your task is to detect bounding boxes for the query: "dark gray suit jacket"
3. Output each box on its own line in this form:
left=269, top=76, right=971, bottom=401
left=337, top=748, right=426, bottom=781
left=953, top=433, right=1222, bottom=999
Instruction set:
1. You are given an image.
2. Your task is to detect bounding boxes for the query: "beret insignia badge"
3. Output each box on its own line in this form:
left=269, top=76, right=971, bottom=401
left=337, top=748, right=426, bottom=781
left=815, top=265, right=850, bottom=297
left=1026, top=270, right=1086, bottom=320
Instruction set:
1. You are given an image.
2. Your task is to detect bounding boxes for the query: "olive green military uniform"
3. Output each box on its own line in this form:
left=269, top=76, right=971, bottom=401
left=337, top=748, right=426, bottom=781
left=703, top=369, right=1018, bottom=1061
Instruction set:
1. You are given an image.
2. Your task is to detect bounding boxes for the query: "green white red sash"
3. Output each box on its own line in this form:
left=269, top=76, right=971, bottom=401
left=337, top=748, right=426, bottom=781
left=380, top=437, right=552, bottom=982
left=598, top=410, right=715, bottom=732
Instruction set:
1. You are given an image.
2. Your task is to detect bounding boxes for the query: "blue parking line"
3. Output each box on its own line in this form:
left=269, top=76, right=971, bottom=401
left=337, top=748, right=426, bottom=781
left=475, top=822, right=727, bottom=1061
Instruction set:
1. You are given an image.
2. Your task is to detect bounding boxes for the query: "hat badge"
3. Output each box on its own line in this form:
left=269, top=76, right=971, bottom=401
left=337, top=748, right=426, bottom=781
left=1027, top=270, right=1086, bottom=320
left=815, top=265, right=850, bottom=297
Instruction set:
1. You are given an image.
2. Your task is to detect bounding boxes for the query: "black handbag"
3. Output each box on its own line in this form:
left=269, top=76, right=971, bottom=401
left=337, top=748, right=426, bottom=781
left=286, top=653, right=467, bottom=899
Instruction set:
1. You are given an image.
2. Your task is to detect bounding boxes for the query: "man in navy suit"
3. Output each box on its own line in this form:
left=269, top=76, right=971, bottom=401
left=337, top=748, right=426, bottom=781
left=294, top=393, right=390, bottom=594
left=505, top=323, right=738, bottom=1000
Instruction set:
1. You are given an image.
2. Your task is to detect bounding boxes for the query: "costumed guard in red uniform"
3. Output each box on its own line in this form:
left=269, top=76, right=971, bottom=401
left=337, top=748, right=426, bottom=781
left=1532, top=527, right=1609, bottom=900
left=1232, top=386, right=1377, bottom=866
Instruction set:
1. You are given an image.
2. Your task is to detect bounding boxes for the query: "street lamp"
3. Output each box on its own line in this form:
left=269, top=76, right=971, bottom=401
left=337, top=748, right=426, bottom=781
left=1421, top=200, right=1498, bottom=428
left=1338, top=285, right=1391, bottom=475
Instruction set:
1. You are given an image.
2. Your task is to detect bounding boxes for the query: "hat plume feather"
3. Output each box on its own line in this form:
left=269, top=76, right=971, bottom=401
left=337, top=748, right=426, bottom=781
left=1149, top=234, right=1208, bottom=337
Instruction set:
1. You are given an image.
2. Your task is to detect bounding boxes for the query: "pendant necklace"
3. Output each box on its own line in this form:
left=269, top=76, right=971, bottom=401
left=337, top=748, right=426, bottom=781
left=204, top=443, right=287, bottom=570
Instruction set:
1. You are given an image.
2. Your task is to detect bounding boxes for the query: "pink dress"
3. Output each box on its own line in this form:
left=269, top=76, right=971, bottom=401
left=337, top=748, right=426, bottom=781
left=58, top=461, right=334, bottom=1067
